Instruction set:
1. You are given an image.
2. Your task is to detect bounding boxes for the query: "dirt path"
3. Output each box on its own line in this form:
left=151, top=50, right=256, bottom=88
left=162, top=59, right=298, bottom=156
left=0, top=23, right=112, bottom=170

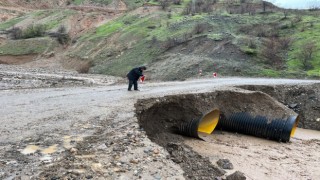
left=0, top=77, right=319, bottom=179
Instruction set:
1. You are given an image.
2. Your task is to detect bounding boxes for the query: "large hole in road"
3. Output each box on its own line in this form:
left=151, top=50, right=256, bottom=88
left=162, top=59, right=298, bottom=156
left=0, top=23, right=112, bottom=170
left=135, top=84, right=320, bottom=179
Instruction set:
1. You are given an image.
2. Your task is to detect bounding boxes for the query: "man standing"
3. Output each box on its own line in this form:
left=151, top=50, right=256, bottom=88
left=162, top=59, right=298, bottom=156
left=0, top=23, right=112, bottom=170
left=127, top=66, right=146, bottom=91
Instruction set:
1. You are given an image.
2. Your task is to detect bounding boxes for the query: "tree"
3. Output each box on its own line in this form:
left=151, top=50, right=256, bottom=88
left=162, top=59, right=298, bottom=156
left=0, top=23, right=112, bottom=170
left=277, top=37, right=292, bottom=50
left=298, top=41, right=317, bottom=70
left=283, top=10, right=289, bottom=19
left=262, top=1, right=267, bottom=12
left=159, top=0, right=170, bottom=10
left=260, top=38, right=284, bottom=69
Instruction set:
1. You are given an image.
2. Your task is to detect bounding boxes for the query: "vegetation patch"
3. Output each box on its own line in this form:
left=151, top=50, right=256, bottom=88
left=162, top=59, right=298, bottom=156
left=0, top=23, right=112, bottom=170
left=0, top=17, right=25, bottom=31
left=0, top=38, right=56, bottom=55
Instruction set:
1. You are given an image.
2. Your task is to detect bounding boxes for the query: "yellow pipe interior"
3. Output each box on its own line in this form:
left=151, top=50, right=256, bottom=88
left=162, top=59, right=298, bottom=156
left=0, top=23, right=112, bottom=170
left=290, top=116, right=300, bottom=137
left=198, top=109, right=220, bottom=134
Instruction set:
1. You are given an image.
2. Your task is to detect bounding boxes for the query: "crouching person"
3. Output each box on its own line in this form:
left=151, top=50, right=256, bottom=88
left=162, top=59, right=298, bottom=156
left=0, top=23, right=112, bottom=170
left=127, top=66, right=146, bottom=91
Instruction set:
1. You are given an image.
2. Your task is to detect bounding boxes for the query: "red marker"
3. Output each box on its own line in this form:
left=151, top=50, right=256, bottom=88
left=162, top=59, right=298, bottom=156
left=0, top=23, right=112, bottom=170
left=213, top=72, right=217, bottom=78
left=140, top=75, right=145, bottom=83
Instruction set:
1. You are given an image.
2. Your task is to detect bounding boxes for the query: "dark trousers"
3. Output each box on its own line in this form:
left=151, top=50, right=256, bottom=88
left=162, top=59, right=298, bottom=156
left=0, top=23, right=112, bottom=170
left=128, top=79, right=138, bottom=90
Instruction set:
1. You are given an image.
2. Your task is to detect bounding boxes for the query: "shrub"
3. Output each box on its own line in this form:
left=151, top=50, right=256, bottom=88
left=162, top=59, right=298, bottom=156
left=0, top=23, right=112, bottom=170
left=298, top=41, right=317, bottom=70
left=48, top=25, right=70, bottom=45
left=193, top=23, right=208, bottom=34
left=173, top=0, right=182, bottom=5
left=183, top=0, right=216, bottom=15
left=260, top=38, right=284, bottom=69
left=277, top=37, right=292, bottom=50
left=22, top=24, right=46, bottom=39
left=6, top=26, right=23, bottom=39
left=159, top=0, right=170, bottom=10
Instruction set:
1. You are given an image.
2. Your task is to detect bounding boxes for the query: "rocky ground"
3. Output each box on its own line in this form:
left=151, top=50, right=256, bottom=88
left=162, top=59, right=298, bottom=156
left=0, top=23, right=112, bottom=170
left=0, top=67, right=320, bottom=179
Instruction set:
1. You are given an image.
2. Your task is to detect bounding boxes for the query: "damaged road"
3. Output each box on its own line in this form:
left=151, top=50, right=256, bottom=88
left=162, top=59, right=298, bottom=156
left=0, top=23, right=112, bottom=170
left=0, top=77, right=320, bottom=179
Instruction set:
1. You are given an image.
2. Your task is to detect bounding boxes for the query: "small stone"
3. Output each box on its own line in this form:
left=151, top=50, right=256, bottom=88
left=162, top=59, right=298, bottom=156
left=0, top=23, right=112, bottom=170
left=97, top=144, right=108, bottom=150
left=153, top=149, right=160, bottom=154
left=133, top=170, right=139, bottom=176
left=70, top=148, right=78, bottom=154
left=130, top=159, right=139, bottom=164
left=289, top=104, right=298, bottom=108
left=226, top=171, right=246, bottom=180
left=86, top=175, right=93, bottom=179
left=217, top=159, right=234, bottom=170
left=144, top=148, right=151, bottom=153
left=154, top=174, right=161, bottom=180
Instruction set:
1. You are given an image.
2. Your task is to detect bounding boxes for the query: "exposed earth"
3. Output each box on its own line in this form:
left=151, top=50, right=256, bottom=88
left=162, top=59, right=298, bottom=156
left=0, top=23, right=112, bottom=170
left=0, top=65, right=320, bottom=180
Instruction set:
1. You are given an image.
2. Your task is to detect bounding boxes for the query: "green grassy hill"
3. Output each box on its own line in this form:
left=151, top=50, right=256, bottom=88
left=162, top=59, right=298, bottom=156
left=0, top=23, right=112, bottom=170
left=0, top=0, right=319, bottom=80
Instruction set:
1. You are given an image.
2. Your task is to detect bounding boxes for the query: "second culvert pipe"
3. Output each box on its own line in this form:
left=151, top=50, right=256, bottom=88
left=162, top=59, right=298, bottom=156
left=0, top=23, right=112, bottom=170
left=176, top=109, right=220, bottom=139
left=218, top=112, right=300, bottom=142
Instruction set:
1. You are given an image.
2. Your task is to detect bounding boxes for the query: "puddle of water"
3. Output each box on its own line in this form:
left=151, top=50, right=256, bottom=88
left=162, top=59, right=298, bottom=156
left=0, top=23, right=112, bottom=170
left=293, top=128, right=320, bottom=140
left=21, top=145, right=40, bottom=155
left=41, top=144, right=58, bottom=154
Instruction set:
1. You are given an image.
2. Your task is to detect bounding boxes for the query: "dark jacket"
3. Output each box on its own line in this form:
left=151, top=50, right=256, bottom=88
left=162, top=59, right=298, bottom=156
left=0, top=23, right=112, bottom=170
left=127, top=67, right=143, bottom=81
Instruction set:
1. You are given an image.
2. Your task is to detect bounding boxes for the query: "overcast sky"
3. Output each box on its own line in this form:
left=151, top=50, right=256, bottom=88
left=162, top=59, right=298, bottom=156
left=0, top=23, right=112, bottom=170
left=265, top=0, right=320, bottom=9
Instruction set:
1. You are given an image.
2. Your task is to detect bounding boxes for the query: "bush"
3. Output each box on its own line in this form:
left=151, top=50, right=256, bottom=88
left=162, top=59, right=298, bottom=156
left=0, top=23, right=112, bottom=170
left=48, top=25, right=70, bottom=45
left=6, top=24, right=46, bottom=39
left=159, top=0, right=170, bottom=10
left=6, top=26, right=23, bottom=39
left=297, top=41, right=317, bottom=70
left=22, top=24, right=46, bottom=39
left=277, top=37, right=292, bottom=50
left=260, top=38, right=284, bottom=69
left=183, top=0, right=216, bottom=15
left=193, top=23, right=208, bottom=34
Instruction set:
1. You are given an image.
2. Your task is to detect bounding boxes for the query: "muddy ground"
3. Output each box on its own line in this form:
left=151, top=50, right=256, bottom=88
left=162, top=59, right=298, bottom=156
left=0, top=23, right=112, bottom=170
left=0, top=68, right=320, bottom=179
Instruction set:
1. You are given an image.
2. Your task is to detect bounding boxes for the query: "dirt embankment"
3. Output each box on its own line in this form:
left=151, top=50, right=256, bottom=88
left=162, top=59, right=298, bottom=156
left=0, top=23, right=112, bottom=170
left=237, top=84, right=320, bottom=130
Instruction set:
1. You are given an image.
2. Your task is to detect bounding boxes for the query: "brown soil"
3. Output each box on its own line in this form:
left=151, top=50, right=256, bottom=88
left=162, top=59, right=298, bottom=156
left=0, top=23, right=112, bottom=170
left=237, top=84, right=320, bottom=130
left=0, top=54, right=38, bottom=65
left=147, top=36, right=255, bottom=81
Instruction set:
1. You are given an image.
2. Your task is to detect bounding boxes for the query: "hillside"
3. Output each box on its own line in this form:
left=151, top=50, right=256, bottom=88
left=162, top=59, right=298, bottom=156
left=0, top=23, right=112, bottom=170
left=0, top=0, right=319, bottom=80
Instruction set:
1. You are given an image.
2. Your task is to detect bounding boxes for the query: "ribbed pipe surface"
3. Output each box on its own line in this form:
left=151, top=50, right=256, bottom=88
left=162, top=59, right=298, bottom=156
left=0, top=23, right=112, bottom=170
left=178, top=118, right=200, bottom=139
left=218, top=112, right=298, bottom=142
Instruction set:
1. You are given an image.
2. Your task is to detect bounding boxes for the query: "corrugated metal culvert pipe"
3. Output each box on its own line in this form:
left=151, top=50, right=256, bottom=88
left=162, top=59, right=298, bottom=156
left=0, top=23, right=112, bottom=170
left=176, top=109, right=220, bottom=139
left=218, top=112, right=300, bottom=142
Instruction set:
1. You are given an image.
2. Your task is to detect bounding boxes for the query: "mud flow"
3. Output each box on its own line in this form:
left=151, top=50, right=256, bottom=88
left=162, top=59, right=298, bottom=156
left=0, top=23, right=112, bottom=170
left=135, top=84, right=320, bottom=179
